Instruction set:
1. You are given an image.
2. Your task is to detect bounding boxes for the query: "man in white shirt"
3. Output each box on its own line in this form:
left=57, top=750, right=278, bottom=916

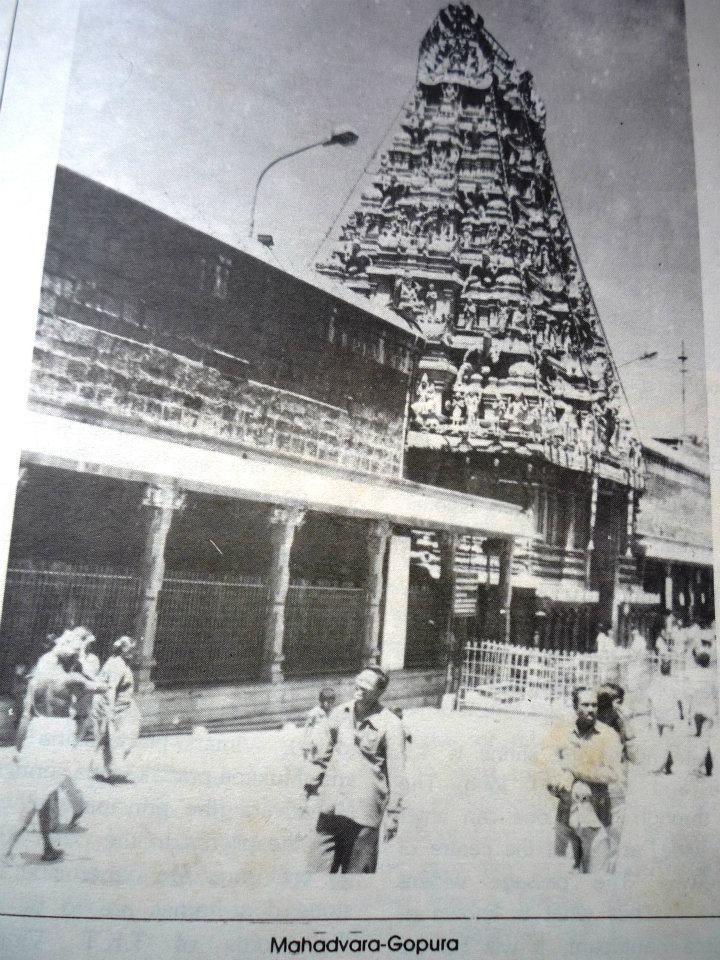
left=304, top=667, right=406, bottom=873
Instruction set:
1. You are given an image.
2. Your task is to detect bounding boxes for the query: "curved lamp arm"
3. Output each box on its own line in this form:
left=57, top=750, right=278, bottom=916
left=248, top=129, right=358, bottom=240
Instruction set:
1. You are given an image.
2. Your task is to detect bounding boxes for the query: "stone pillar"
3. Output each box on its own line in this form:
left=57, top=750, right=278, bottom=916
left=439, top=531, right=459, bottom=694
left=625, top=487, right=635, bottom=558
left=134, top=483, right=186, bottom=692
left=664, top=563, right=674, bottom=614
left=585, top=475, right=599, bottom=586
left=380, top=534, right=412, bottom=671
left=565, top=494, right=576, bottom=552
left=362, top=519, right=392, bottom=668
left=263, top=506, right=305, bottom=684
left=498, top=538, right=515, bottom=644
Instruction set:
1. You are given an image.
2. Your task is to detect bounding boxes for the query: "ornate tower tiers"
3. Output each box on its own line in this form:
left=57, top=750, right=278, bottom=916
left=316, top=3, right=643, bottom=488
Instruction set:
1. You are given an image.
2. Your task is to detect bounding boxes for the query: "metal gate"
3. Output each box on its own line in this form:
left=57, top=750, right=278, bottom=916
left=457, top=639, right=674, bottom=714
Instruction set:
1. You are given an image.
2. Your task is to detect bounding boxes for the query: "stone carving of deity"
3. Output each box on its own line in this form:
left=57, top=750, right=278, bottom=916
left=451, top=397, right=466, bottom=429
left=558, top=406, right=579, bottom=445
left=577, top=412, right=596, bottom=453
left=461, top=299, right=479, bottom=329
left=394, top=273, right=422, bottom=313
left=470, top=122, right=486, bottom=153
left=454, top=352, right=476, bottom=389
left=442, top=83, right=459, bottom=107
left=411, top=374, right=441, bottom=425
left=460, top=222, right=474, bottom=250
left=541, top=398, right=558, bottom=437
left=492, top=395, right=508, bottom=429
left=465, top=391, right=481, bottom=430
left=563, top=350, right=583, bottom=379
left=424, top=283, right=439, bottom=316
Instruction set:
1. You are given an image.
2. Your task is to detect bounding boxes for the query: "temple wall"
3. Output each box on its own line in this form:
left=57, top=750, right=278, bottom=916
left=30, top=166, right=418, bottom=480
left=637, top=452, right=713, bottom=551
left=31, top=309, right=405, bottom=478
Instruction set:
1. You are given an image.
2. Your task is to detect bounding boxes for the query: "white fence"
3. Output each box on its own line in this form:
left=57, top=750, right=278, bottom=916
left=457, top=640, right=684, bottom=715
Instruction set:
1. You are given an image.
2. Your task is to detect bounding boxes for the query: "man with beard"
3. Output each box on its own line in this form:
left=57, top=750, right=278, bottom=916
left=543, top=686, right=622, bottom=873
left=4, top=629, right=106, bottom=863
left=304, top=667, right=406, bottom=874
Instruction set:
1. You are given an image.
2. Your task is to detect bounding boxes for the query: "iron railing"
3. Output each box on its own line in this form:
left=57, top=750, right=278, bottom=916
left=0, top=565, right=142, bottom=691
left=154, top=575, right=268, bottom=686
left=283, top=584, right=367, bottom=677
left=457, top=639, right=688, bottom=715
left=0, top=565, right=371, bottom=692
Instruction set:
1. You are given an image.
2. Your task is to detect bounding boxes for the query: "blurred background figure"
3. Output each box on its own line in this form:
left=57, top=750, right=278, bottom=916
left=302, top=687, right=336, bottom=761
left=646, top=661, right=681, bottom=775
left=91, top=636, right=141, bottom=784
left=687, top=647, right=718, bottom=778
left=597, top=683, right=637, bottom=873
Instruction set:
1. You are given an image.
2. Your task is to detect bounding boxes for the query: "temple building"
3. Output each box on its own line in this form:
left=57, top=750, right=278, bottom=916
left=0, top=165, right=532, bottom=737
left=636, top=436, right=714, bottom=633
left=316, top=3, right=648, bottom=650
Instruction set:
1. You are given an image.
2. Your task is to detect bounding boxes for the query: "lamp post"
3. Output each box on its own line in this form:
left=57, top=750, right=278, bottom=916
left=248, top=127, right=359, bottom=241
left=618, top=350, right=658, bottom=368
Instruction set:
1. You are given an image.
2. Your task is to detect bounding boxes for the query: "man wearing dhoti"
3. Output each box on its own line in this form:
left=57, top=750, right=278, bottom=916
left=4, top=630, right=106, bottom=863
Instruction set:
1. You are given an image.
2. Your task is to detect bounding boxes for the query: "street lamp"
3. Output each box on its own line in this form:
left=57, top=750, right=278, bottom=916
left=618, top=350, right=658, bottom=368
left=248, top=127, right=359, bottom=240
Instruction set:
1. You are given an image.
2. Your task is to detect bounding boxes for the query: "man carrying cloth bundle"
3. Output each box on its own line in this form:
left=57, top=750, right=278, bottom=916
left=4, top=629, right=107, bottom=863
left=542, top=685, right=622, bottom=873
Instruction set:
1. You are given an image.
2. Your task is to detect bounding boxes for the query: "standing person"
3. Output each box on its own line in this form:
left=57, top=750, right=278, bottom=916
left=302, top=687, right=336, bottom=760
left=92, top=637, right=141, bottom=783
left=304, top=667, right=406, bottom=874
left=4, top=631, right=106, bottom=863
left=542, top=686, right=622, bottom=874
left=646, top=661, right=681, bottom=775
left=597, top=683, right=637, bottom=873
left=627, top=627, right=649, bottom=696
left=595, top=624, right=617, bottom=684
left=656, top=616, right=674, bottom=661
left=686, top=647, right=718, bottom=777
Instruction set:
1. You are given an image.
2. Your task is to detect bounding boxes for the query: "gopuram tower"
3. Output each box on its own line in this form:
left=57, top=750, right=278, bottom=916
left=317, top=4, right=645, bottom=650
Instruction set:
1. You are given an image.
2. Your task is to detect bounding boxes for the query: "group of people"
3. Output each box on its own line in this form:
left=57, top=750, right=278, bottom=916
left=4, top=627, right=140, bottom=863
left=3, top=619, right=716, bottom=876
left=543, top=683, right=636, bottom=875
left=543, top=636, right=717, bottom=875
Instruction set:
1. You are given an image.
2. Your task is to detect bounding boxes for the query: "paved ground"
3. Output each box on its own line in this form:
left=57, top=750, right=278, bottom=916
left=0, top=707, right=717, bottom=920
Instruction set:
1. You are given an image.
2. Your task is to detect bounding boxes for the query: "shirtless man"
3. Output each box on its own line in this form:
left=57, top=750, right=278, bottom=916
left=4, top=629, right=106, bottom=863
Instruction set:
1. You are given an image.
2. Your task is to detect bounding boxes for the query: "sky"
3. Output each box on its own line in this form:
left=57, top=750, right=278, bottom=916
left=57, top=0, right=707, bottom=440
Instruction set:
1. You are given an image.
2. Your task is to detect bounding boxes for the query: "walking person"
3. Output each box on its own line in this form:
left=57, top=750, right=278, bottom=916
left=4, top=630, right=107, bottom=863
left=686, top=647, right=718, bottom=778
left=92, top=637, right=142, bottom=783
left=647, top=661, right=682, bottom=775
left=41, top=627, right=100, bottom=833
left=304, top=667, right=406, bottom=874
left=542, top=686, right=622, bottom=874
